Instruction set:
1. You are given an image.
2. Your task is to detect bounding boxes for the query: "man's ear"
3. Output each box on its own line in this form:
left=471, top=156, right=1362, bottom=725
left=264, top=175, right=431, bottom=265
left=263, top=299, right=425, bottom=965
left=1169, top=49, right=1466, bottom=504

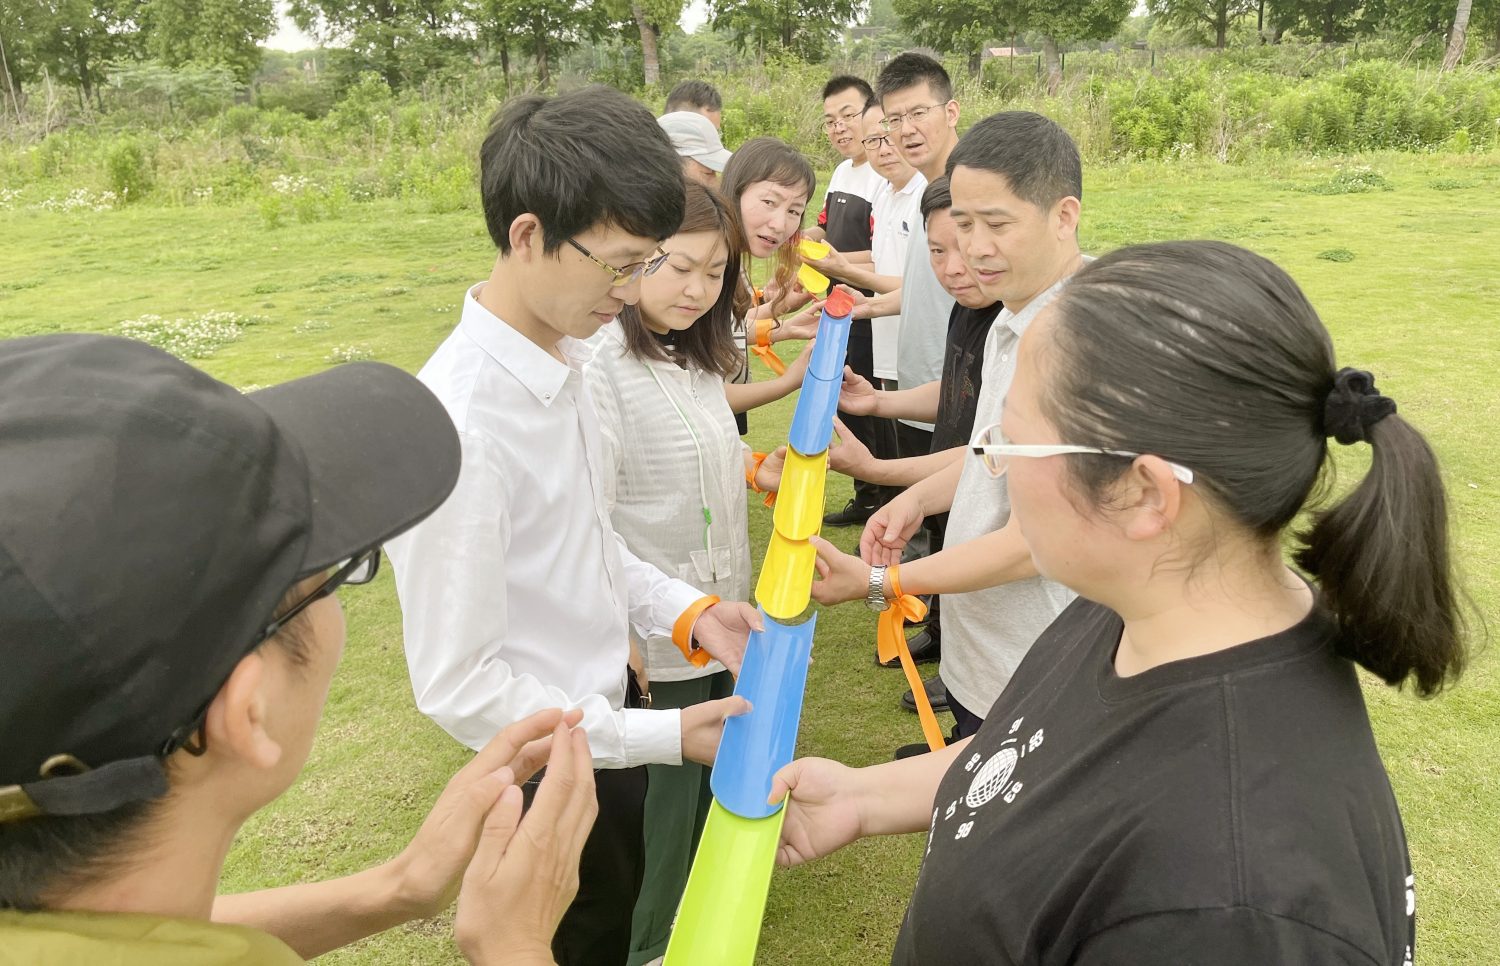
left=944, top=99, right=960, bottom=130
left=1054, top=196, right=1081, bottom=240
left=200, top=651, right=283, bottom=772
left=1119, top=455, right=1184, bottom=543
left=507, top=213, right=544, bottom=263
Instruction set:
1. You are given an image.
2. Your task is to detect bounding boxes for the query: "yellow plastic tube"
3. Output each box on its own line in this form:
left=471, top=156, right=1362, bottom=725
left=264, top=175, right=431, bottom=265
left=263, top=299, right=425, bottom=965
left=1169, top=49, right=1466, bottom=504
left=755, top=530, right=815, bottom=620
left=797, top=238, right=831, bottom=260
left=772, top=447, right=828, bottom=542
left=797, top=262, right=831, bottom=296
left=663, top=801, right=787, bottom=966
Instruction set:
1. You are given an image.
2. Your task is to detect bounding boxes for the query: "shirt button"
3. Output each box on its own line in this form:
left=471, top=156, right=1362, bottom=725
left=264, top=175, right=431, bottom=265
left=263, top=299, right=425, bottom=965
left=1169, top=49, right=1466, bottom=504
left=543, top=392, right=551, bottom=401
left=1001, top=354, right=1009, bottom=363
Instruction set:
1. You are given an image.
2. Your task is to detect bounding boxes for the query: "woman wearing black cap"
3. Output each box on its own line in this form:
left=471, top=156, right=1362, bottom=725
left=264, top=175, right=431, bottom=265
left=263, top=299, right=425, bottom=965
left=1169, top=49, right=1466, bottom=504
left=772, top=242, right=1469, bottom=964
left=0, top=334, right=594, bottom=965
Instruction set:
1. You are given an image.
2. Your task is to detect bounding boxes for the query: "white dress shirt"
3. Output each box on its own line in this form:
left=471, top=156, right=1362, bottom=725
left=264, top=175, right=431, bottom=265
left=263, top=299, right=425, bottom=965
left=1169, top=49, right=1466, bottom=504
left=385, top=284, right=703, bottom=768
left=585, top=324, right=752, bottom=683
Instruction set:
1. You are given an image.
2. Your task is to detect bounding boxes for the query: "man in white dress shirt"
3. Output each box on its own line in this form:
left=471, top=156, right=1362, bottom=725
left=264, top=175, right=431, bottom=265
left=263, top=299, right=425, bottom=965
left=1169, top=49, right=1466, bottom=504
left=385, top=87, right=759, bottom=966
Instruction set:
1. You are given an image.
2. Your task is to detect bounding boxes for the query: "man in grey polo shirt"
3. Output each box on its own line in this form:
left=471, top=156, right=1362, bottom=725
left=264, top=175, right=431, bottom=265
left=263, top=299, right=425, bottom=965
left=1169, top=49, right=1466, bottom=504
left=813, top=112, right=1091, bottom=752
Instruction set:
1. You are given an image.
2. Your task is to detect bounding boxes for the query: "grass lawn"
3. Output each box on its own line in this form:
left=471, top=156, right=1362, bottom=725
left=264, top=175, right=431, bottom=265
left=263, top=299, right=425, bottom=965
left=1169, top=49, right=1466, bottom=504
left=2, top=150, right=1497, bottom=964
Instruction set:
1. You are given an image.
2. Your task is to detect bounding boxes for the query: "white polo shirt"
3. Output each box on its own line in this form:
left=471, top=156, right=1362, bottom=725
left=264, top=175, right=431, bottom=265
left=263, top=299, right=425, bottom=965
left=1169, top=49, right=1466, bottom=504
left=869, top=171, right=927, bottom=381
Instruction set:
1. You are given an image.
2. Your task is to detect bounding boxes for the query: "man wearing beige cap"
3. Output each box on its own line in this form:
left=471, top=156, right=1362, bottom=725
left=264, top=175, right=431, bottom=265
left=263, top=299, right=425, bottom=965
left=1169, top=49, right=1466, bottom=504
left=657, top=111, right=732, bottom=187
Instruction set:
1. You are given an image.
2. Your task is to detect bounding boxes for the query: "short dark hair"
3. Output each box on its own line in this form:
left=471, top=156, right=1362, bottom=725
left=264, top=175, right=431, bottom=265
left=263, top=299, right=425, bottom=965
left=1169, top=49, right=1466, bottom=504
left=618, top=182, right=745, bottom=380
left=480, top=87, right=686, bottom=254
left=946, top=111, right=1082, bottom=211
left=1044, top=241, right=1467, bottom=697
left=919, top=175, right=952, bottom=224
left=875, top=52, right=953, bottom=106
left=666, top=79, right=722, bottom=113
left=822, top=75, right=873, bottom=104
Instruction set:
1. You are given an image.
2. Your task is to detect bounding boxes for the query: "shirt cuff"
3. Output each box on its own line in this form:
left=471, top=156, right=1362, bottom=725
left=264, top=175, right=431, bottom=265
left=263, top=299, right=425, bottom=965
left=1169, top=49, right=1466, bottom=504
left=622, top=707, right=682, bottom=767
left=651, top=579, right=707, bottom=639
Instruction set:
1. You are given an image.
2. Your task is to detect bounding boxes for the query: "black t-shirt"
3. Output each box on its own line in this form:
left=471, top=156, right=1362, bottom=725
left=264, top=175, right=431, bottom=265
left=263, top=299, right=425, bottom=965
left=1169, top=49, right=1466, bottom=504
left=820, top=167, right=876, bottom=299
left=892, top=598, right=1416, bottom=966
left=929, top=301, right=1002, bottom=455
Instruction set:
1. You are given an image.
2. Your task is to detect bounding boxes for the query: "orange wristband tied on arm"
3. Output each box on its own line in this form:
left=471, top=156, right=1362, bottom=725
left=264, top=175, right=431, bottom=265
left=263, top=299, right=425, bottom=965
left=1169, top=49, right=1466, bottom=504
left=746, top=452, right=776, bottom=508
left=750, top=317, right=787, bottom=375
left=877, top=565, right=946, bottom=751
left=672, top=595, right=721, bottom=669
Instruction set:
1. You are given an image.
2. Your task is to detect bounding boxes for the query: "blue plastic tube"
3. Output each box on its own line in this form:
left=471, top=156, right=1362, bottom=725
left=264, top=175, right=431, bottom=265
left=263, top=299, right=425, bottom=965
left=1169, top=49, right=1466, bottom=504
left=710, top=609, right=817, bottom=819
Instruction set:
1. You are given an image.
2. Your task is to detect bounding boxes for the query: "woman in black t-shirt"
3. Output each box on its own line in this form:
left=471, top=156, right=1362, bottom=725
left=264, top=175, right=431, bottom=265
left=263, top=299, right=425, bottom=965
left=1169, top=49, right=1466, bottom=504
left=771, top=241, right=1468, bottom=965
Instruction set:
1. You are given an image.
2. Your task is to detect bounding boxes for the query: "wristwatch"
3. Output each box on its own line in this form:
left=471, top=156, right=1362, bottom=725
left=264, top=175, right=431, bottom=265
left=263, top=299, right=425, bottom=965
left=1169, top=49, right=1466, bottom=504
left=865, top=564, right=890, bottom=612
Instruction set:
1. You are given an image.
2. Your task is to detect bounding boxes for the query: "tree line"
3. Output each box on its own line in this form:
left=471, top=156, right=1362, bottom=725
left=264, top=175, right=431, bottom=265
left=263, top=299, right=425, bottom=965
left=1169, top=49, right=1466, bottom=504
left=1, top=0, right=1492, bottom=120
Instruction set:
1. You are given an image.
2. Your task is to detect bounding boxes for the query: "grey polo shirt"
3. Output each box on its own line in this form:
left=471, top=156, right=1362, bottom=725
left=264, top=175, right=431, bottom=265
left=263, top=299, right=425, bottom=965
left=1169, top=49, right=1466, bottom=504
left=940, top=272, right=1081, bottom=719
left=894, top=215, right=954, bottom=433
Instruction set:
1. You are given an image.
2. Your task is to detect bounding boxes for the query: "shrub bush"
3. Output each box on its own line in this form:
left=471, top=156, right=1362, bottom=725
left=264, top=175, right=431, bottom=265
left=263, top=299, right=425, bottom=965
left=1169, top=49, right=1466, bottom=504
left=103, top=136, right=156, bottom=201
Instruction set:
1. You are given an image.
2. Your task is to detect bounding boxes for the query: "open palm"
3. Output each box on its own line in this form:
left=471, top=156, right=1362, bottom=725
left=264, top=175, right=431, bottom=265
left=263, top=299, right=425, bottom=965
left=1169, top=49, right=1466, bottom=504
left=769, top=757, right=866, bottom=868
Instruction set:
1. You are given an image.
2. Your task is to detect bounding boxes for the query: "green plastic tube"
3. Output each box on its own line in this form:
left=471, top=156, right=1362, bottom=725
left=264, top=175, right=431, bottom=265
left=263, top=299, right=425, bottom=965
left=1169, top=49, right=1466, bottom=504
left=663, top=800, right=787, bottom=965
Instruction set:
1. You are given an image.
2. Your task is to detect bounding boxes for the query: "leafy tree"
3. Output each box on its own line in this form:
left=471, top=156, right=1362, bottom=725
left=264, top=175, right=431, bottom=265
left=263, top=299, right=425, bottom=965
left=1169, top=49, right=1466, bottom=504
left=288, top=0, right=475, bottom=90
left=138, top=0, right=276, bottom=83
left=475, top=0, right=612, bottom=86
left=603, top=0, right=685, bottom=86
left=709, top=0, right=866, bottom=61
left=1264, top=0, right=1378, bottom=42
left=1443, top=0, right=1472, bottom=66
left=893, top=0, right=1011, bottom=75
left=1147, top=0, right=1256, bottom=47
left=0, top=0, right=36, bottom=117
left=1008, top=0, right=1132, bottom=93
left=1385, top=0, right=1499, bottom=57
left=30, top=0, right=139, bottom=109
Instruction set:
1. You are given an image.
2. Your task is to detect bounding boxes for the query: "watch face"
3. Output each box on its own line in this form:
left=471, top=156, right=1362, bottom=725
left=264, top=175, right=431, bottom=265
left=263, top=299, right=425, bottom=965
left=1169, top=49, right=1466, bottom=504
left=865, top=595, right=888, bottom=612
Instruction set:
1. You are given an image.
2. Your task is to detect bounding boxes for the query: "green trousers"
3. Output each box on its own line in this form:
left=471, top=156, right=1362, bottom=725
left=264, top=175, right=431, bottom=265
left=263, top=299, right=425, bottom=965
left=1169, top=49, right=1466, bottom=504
left=627, top=670, right=736, bottom=966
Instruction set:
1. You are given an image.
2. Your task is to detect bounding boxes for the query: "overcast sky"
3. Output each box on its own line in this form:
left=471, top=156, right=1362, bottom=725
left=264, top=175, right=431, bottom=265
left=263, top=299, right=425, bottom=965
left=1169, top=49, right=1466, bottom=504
left=266, top=0, right=713, bottom=51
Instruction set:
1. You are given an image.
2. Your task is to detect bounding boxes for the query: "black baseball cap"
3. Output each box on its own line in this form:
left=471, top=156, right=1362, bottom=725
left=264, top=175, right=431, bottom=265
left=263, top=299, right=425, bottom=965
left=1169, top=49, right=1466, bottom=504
left=0, top=334, right=460, bottom=822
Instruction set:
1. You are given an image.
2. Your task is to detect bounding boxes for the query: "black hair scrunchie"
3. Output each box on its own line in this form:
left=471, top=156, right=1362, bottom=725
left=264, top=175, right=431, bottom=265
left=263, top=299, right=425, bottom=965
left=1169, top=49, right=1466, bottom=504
left=1323, top=367, right=1398, bottom=445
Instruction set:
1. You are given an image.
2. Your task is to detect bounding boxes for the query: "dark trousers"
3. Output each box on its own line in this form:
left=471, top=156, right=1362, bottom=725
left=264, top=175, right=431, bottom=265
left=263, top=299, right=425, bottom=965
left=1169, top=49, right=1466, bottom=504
left=893, top=419, right=947, bottom=637
left=844, top=321, right=901, bottom=509
left=522, top=670, right=649, bottom=966
left=948, top=692, right=985, bottom=741
left=522, top=763, right=647, bottom=966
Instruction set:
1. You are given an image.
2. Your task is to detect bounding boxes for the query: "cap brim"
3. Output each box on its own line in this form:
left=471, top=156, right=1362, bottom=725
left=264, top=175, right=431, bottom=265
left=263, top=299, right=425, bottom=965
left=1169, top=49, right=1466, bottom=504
left=248, top=363, right=460, bottom=574
left=696, top=147, right=733, bottom=173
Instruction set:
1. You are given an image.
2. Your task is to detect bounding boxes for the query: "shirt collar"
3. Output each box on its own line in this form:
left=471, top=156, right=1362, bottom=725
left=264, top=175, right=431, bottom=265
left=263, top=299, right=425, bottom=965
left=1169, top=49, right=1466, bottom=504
left=459, top=283, right=595, bottom=406
left=892, top=172, right=925, bottom=198
left=600, top=320, right=697, bottom=381
left=1000, top=258, right=1091, bottom=339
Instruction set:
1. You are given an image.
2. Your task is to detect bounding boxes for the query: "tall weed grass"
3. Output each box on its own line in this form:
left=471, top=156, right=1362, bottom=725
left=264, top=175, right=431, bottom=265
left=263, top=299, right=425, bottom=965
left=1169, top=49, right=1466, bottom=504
left=0, top=55, right=1494, bottom=214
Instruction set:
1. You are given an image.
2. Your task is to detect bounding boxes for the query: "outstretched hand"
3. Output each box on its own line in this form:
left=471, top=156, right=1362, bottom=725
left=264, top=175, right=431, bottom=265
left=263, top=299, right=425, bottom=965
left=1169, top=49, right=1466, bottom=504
left=768, top=757, right=866, bottom=868
left=775, top=299, right=825, bottom=342
left=837, top=366, right=879, bottom=416
left=691, top=600, right=765, bottom=675
left=810, top=535, right=871, bottom=606
left=828, top=417, right=872, bottom=479
left=859, top=492, right=926, bottom=566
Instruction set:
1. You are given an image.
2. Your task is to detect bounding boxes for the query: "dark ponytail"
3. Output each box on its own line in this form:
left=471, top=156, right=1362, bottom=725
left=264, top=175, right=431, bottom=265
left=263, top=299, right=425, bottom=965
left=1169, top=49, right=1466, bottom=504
left=1044, top=241, right=1467, bottom=696
left=1294, top=410, right=1465, bottom=695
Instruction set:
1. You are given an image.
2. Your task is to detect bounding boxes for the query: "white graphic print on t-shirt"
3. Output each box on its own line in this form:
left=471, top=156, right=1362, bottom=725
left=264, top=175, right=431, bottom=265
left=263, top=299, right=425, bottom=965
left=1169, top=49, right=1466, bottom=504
left=932, top=716, right=1046, bottom=846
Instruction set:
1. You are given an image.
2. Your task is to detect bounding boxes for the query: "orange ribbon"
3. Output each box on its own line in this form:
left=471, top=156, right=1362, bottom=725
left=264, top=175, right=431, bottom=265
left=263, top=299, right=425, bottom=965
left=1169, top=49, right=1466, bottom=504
left=877, top=566, right=946, bottom=751
left=751, top=317, right=787, bottom=376
left=672, top=595, right=721, bottom=668
left=746, top=451, right=777, bottom=508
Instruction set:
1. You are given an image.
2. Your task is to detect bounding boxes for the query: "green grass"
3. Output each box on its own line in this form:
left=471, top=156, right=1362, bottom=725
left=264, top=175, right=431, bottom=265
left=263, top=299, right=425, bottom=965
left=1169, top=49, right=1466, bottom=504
left=2, top=150, right=1497, bottom=963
